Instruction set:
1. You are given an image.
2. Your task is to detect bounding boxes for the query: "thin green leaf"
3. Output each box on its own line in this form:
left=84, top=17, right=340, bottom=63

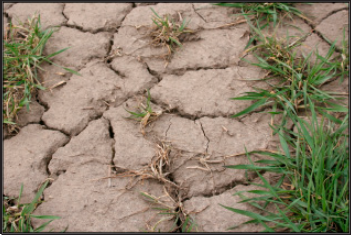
left=231, top=99, right=268, bottom=118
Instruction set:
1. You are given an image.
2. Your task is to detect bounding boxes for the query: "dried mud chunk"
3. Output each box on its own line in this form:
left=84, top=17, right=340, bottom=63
left=16, top=100, right=45, bottom=126
left=32, top=161, right=173, bottom=232
left=110, top=56, right=158, bottom=96
left=49, top=118, right=114, bottom=177
left=64, top=3, right=133, bottom=32
left=6, top=3, right=66, bottom=29
left=192, top=3, right=242, bottom=28
left=171, top=114, right=273, bottom=198
left=38, top=62, right=73, bottom=89
left=37, top=62, right=74, bottom=106
left=41, top=61, right=125, bottom=136
left=43, top=26, right=110, bottom=70
left=147, top=114, right=207, bottom=154
left=112, top=30, right=147, bottom=56
left=132, top=4, right=208, bottom=33
left=115, top=25, right=249, bottom=74
left=103, top=102, right=158, bottom=170
left=295, top=3, right=348, bottom=25
left=170, top=151, right=252, bottom=198
left=4, top=124, right=68, bottom=203
left=201, top=114, right=272, bottom=157
left=183, top=173, right=279, bottom=232
left=145, top=27, right=249, bottom=74
left=150, top=67, right=268, bottom=117
left=316, top=10, right=349, bottom=49
left=122, top=3, right=192, bottom=27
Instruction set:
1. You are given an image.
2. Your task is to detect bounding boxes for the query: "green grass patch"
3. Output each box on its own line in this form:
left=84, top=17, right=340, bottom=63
left=149, top=7, right=193, bottom=62
left=217, top=3, right=349, bottom=233
left=214, top=3, right=308, bottom=27
left=3, top=14, right=79, bottom=133
left=3, top=180, right=63, bottom=232
left=124, top=89, right=162, bottom=135
left=222, top=102, right=349, bottom=232
left=231, top=17, right=348, bottom=130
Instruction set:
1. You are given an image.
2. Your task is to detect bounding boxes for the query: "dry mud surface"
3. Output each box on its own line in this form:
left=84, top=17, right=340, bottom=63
left=3, top=3, right=349, bottom=232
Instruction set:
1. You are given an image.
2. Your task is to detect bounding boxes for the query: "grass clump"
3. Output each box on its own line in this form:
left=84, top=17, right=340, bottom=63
left=214, top=3, right=308, bottom=27
left=3, top=180, right=62, bottom=232
left=108, top=141, right=196, bottom=232
left=112, top=141, right=178, bottom=189
left=140, top=190, right=198, bottom=232
left=125, top=89, right=162, bottom=135
left=231, top=18, right=348, bottom=130
left=149, top=7, right=193, bottom=63
left=214, top=3, right=311, bottom=50
left=215, top=3, right=349, bottom=232
left=218, top=5, right=349, bottom=232
left=3, top=14, right=79, bottom=133
left=222, top=101, right=349, bottom=232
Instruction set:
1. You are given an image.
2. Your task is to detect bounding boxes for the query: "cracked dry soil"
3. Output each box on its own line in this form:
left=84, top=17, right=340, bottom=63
left=3, top=2, right=349, bottom=232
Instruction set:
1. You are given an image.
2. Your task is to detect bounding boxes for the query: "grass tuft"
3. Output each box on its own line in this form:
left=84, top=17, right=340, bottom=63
left=218, top=3, right=349, bottom=233
left=214, top=3, right=309, bottom=27
left=139, top=189, right=198, bottom=232
left=112, top=141, right=178, bottom=189
left=109, top=141, right=197, bottom=232
left=231, top=16, right=348, bottom=130
left=3, top=14, right=79, bottom=133
left=124, top=89, right=162, bottom=135
left=3, top=180, right=63, bottom=232
left=223, top=103, right=349, bottom=232
left=148, top=8, right=193, bottom=64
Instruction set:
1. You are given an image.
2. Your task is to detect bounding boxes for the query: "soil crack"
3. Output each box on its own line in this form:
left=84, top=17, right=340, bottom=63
left=198, top=121, right=209, bottom=153
left=106, top=63, right=126, bottom=78
left=36, top=95, right=49, bottom=111
left=147, top=101, right=232, bottom=120
left=118, top=4, right=135, bottom=30
left=61, top=23, right=114, bottom=34
left=4, top=3, right=15, bottom=12
left=103, top=116, right=117, bottom=173
left=61, top=3, right=69, bottom=22
left=315, top=7, right=349, bottom=26
left=165, top=117, right=173, bottom=138
left=104, top=34, right=115, bottom=62
left=192, top=3, right=208, bottom=24
left=166, top=65, right=231, bottom=77
left=43, top=134, right=71, bottom=178
left=145, top=63, right=163, bottom=82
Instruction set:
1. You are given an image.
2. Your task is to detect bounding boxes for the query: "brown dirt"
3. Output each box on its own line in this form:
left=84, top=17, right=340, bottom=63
left=3, top=3, right=349, bottom=232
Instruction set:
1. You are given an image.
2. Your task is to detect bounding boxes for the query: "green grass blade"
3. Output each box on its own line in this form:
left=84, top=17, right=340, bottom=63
left=150, top=7, right=161, bottom=19
left=220, top=204, right=277, bottom=224
left=231, top=99, right=268, bottom=118
left=278, top=129, right=291, bottom=158
left=33, top=220, right=54, bottom=232
left=169, top=36, right=182, bottom=48
left=21, top=180, right=49, bottom=216
left=30, top=215, right=61, bottom=220
left=45, top=47, right=70, bottom=58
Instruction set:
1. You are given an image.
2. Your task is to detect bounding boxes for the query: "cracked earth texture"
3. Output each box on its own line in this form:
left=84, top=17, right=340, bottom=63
left=3, top=2, right=349, bottom=232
